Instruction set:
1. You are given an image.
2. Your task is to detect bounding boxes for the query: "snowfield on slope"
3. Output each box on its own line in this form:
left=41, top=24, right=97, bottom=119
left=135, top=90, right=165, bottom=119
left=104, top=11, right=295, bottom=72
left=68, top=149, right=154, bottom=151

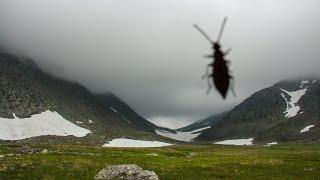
left=155, top=126, right=211, bottom=142
left=0, top=111, right=91, bottom=140
left=103, top=138, right=173, bottom=147
left=280, top=80, right=309, bottom=118
left=214, top=138, right=254, bottom=146
left=300, top=125, right=315, bottom=133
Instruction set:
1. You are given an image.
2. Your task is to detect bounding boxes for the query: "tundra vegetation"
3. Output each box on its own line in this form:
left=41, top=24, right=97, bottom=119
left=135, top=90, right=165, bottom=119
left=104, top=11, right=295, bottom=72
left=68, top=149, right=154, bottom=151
left=0, top=143, right=319, bottom=179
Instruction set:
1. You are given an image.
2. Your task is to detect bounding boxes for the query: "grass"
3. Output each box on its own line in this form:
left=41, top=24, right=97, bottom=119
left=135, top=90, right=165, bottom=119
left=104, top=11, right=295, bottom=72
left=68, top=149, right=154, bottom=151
left=0, top=143, right=319, bottom=179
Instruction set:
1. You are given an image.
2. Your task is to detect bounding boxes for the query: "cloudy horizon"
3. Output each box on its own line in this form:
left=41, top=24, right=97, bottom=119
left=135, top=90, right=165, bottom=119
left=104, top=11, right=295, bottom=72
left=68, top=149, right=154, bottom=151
left=1, top=0, right=320, bottom=128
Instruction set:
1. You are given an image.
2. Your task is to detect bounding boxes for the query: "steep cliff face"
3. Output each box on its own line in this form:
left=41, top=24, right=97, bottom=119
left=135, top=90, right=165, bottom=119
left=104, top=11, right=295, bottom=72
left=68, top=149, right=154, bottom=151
left=0, top=54, right=51, bottom=118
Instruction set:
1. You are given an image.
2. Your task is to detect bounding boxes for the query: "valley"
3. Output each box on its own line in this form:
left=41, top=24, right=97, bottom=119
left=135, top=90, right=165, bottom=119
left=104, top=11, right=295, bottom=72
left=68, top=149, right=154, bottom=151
left=0, top=52, right=319, bottom=179
left=0, top=143, right=319, bottom=179
left=1, top=1, right=319, bottom=179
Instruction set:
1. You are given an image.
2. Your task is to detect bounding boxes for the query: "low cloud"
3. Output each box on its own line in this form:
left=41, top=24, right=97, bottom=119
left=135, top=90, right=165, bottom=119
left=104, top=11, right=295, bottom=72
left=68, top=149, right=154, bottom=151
left=1, top=0, right=320, bottom=127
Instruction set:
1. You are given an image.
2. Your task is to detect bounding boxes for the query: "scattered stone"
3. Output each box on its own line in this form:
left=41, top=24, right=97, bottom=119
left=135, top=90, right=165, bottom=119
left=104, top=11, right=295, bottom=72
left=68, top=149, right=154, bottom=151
left=146, top=153, right=158, bottom=156
left=304, top=168, right=314, bottom=171
left=14, top=145, right=42, bottom=154
left=0, top=155, right=4, bottom=158
left=42, top=149, right=48, bottom=154
left=94, top=164, right=159, bottom=180
left=186, top=152, right=197, bottom=158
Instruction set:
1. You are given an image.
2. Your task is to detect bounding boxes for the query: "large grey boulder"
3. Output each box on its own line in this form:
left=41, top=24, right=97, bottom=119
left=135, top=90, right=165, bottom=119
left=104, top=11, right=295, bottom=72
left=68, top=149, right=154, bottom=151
left=94, top=164, right=159, bottom=180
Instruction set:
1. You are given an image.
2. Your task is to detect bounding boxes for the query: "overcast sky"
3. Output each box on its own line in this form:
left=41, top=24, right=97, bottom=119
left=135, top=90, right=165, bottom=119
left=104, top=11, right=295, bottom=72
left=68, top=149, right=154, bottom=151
left=1, top=0, right=320, bottom=128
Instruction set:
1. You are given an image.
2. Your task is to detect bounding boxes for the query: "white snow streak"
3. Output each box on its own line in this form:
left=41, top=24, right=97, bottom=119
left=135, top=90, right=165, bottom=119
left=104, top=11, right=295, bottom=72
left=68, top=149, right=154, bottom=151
left=214, top=138, right=254, bottom=146
left=110, top=107, right=118, bottom=113
left=88, top=119, right=93, bottom=123
left=155, top=126, right=211, bottom=142
left=122, top=116, right=131, bottom=124
left=190, top=126, right=211, bottom=133
left=265, top=142, right=278, bottom=146
left=0, top=111, right=91, bottom=140
left=300, top=125, right=315, bottom=133
left=280, top=83, right=307, bottom=118
left=75, top=121, right=84, bottom=124
left=102, top=138, right=173, bottom=147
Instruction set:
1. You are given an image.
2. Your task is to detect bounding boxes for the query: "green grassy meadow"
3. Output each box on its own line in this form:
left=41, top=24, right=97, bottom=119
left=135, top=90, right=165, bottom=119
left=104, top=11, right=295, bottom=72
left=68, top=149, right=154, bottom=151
left=0, top=143, right=319, bottom=179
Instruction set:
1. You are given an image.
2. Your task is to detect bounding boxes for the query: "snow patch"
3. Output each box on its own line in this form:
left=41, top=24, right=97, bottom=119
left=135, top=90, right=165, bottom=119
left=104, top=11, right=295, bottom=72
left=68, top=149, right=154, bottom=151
left=88, top=119, right=93, bottom=123
left=102, top=138, right=173, bottom=148
left=122, top=116, right=131, bottom=124
left=312, top=80, right=317, bottom=84
left=110, top=107, right=118, bottom=113
left=300, top=125, right=315, bottom=133
left=265, top=142, right=278, bottom=146
left=0, top=111, right=91, bottom=140
left=155, top=126, right=211, bottom=142
left=75, top=121, right=84, bottom=124
left=299, top=80, right=309, bottom=88
left=280, top=85, right=307, bottom=118
left=214, top=138, right=254, bottom=146
left=190, top=126, right=211, bottom=133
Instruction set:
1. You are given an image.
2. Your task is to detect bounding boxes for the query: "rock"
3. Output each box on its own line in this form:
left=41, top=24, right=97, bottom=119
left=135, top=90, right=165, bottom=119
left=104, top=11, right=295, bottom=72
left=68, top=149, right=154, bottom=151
left=13, top=145, right=42, bottom=155
left=146, top=153, right=158, bottom=157
left=94, top=164, right=159, bottom=180
left=186, top=152, right=197, bottom=158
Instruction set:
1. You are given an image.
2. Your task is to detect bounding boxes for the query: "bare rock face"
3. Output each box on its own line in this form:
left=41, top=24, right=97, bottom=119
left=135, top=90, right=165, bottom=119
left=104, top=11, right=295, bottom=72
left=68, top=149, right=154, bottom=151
left=94, top=164, right=159, bottom=180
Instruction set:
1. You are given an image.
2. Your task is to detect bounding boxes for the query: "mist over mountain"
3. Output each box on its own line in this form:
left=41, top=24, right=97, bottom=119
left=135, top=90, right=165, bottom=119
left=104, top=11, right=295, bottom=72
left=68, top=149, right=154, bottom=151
left=1, top=0, right=320, bottom=127
left=1, top=1, right=320, bottom=179
left=0, top=53, right=174, bottom=144
left=0, top=51, right=319, bottom=145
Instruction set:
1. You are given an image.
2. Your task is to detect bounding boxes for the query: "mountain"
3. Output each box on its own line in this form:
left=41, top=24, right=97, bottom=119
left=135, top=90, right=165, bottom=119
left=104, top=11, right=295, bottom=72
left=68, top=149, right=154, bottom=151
left=198, top=78, right=320, bottom=143
left=94, top=93, right=169, bottom=133
left=0, top=52, right=171, bottom=145
left=176, top=112, right=227, bottom=132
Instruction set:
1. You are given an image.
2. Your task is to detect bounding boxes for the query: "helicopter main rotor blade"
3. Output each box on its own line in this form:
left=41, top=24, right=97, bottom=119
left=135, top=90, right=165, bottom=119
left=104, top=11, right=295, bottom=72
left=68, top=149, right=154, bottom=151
left=193, top=24, right=214, bottom=44
left=217, top=17, right=228, bottom=43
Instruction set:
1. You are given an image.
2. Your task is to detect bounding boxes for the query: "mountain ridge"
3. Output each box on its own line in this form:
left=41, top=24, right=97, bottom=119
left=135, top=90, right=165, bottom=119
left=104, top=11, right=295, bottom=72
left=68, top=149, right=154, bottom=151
left=197, top=78, right=320, bottom=143
left=0, top=52, right=173, bottom=145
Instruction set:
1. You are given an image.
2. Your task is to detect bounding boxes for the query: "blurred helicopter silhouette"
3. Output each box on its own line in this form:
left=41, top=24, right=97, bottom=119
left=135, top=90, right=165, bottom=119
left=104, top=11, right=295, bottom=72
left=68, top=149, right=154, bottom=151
left=194, top=17, right=235, bottom=99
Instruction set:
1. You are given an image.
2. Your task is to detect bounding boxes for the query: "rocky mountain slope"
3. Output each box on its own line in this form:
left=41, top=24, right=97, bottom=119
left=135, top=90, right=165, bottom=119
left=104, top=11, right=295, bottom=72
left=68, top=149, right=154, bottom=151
left=198, top=78, right=320, bottom=143
left=94, top=93, right=161, bottom=133
left=0, top=53, right=170, bottom=145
